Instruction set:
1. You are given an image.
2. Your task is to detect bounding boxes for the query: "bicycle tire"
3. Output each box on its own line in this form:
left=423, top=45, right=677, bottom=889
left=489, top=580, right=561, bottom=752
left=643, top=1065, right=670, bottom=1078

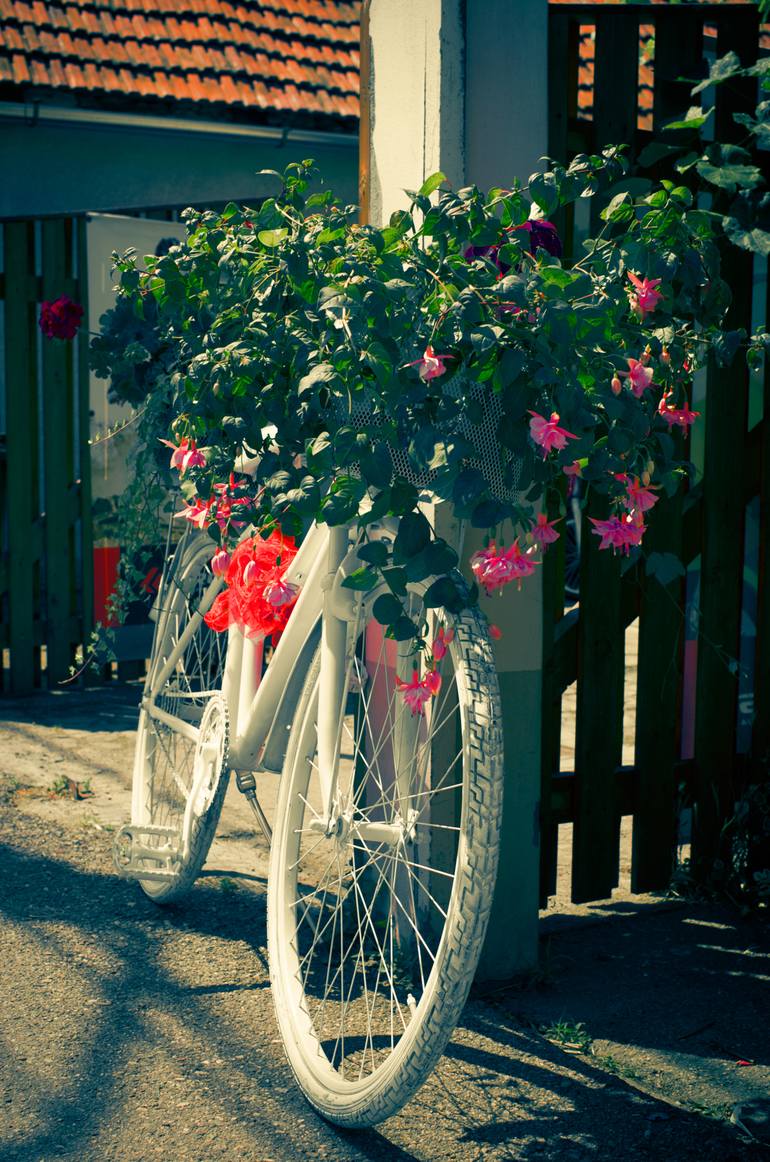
left=267, top=586, right=503, bottom=1126
left=131, top=533, right=230, bottom=904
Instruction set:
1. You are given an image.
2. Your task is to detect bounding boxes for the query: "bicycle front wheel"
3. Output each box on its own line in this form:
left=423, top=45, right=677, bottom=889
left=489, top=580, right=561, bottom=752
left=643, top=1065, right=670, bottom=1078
left=124, top=533, right=230, bottom=904
left=267, top=591, right=503, bottom=1126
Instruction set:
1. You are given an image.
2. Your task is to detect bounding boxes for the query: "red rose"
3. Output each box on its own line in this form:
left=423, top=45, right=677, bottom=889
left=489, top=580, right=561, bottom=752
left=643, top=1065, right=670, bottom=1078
left=39, top=296, right=85, bottom=340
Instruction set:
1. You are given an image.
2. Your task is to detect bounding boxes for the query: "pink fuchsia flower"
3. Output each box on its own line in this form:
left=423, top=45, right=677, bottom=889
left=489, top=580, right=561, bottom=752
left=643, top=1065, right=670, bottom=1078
left=470, top=539, right=538, bottom=594
left=432, top=625, right=455, bottom=662
left=175, top=497, right=213, bottom=529
left=395, top=669, right=442, bottom=716
left=210, top=548, right=231, bottom=576
left=39, top=296, right=84, bottom=340
left=658, top=392, right=700, bottom=431
left=563, top=460, right=583, bottom=478
left=621, top=358, right=654, bottom=398
left=627, top=271, right=663, bottom=320
left=210, top=481, right=252, bottom=531
left=263, top=577, right=299, bottom=608
left=528, top=411, right=577, bottom=457
left=530, top=511, right=561, bottom=550
left=405, top=344, right=455, bottom=381
left=589, top=514, right=646, bottom=555
left=622, top=476, right=660, bottom=519
left=161, top=437, right=206, bottom=474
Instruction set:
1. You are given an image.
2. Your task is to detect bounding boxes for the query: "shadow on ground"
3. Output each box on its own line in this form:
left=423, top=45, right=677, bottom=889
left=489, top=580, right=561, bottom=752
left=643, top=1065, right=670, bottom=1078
left=0, top=810, right=764, bottom=1161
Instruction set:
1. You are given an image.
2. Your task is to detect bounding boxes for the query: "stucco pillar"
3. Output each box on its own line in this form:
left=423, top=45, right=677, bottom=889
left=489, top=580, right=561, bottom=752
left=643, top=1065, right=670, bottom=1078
left=365, top=0, right=548, bottom=979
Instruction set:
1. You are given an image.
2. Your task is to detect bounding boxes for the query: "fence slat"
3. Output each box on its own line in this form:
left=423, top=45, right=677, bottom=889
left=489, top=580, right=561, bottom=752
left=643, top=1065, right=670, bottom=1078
left=539, top=512, right=565, bottom=905
left=632, top=489, right=684, bottom=891
left=77, top=218, right=94, bottom=677
left=4, top=223, right=38, bottom=694
left=652, top=11, right=705, bottom=133
left=693, top=13, right=758, bottom=869
left=41, top=219, right=74, bottom=684
left=571, top=495, right=625, bottom=903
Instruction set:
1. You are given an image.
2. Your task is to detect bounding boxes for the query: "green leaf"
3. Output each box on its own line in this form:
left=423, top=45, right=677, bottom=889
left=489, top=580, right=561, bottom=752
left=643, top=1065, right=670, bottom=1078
left=645, top=551, right=686, bottom=588
left=393, top=511, right=431, bottom=562
left=529, top=171, right=560, bottom=215
left=382, top=566, right=407, bottom=595
left=662, top=105, right=714, bottom=132
left=341, top=566, right=379, bottom=591
left=357, top=540, right=389, bottom=566
left=696, top=162, right=764, bottom=193
left=297, top=363, right=337, bottom=396
left=389, top=479, right=419, bottom=514
left=723, top=215, right=770, bottom=257
left=418, top=172, right=447, bottom=197
left=713, top=329, right=745, bottom=367
left=423, top=575, right=465, bottom=613
left=404, top=539, right=458, bottom=583
left=258, top=228, right=288, bottom=247
left=691, top=51, right=742, bottom=96
left=599, top=192, right=633, bottom=223
left=539, top=266, right=581, bottom=289
left=372, top=593, right=403, bottom=626
left=358, top=443, right=393, bottom=489
left=389, top=615, right=418, bottom=642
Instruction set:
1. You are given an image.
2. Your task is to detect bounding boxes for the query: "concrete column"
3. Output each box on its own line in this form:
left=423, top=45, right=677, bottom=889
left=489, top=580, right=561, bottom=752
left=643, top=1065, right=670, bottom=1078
left=366, top=0, right=548, bottom=979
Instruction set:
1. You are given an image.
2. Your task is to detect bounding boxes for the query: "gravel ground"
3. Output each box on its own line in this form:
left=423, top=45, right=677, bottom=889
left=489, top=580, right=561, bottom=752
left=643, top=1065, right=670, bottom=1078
left=0, top=685, right=768, bottom=1162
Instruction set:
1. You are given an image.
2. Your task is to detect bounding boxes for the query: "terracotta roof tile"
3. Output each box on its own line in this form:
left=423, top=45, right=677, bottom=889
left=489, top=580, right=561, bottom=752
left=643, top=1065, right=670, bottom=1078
left=0, top=0, right=359, bottom=126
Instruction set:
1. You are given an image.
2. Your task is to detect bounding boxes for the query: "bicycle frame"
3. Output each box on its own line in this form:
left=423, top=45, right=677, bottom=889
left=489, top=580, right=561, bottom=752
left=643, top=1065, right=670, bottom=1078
left=142, top=519, right=362, bottom=834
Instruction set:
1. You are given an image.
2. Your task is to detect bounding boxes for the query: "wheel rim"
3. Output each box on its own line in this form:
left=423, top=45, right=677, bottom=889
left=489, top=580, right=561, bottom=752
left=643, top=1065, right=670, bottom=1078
left=137, top=545, right=227, bottom=877
left=273, top=601, right=470, bottom=1093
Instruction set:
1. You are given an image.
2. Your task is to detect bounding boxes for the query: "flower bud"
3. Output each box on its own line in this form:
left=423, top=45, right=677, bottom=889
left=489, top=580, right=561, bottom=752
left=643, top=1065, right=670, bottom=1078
left=660, top=347, right=670, bottom=365
left=210, top=548, right=231, bottom=577
left=611, top=375, right=622, bottom=396
left=243, top=559, right=259, bottom=586
left=642, top=470, right=651, bottom=487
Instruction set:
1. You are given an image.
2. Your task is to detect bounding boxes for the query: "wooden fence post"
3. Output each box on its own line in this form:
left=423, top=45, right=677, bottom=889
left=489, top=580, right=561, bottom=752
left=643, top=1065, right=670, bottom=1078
left=41, top=219, right=75, bottom=684
left=693, top=11, right=758, bottom=871
left=4, top=222, right=38, bottom=694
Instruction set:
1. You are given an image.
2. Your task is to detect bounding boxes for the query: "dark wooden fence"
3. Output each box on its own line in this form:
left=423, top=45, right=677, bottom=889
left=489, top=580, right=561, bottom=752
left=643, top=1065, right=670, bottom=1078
left=542, top=1, right=767, bottom=903
left=0, top=217, right=93, bottom=695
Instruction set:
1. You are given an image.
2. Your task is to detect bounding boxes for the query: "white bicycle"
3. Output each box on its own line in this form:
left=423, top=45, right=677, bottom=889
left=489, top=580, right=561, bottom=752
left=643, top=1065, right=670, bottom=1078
left=114, top=513, right=504, bottom=1127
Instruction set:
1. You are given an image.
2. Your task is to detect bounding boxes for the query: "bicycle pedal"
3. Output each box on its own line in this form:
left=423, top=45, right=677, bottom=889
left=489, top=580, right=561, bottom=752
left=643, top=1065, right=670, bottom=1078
left=112, top=823, right=182, bottom=882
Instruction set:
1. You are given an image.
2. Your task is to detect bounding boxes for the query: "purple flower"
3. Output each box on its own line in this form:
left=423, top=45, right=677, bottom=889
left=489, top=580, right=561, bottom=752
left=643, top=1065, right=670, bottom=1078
left=516, top=219, right=563, bottom=258
left=463, top=219, right=562, bottom=275
left=39, top=296, right=84, bottom=340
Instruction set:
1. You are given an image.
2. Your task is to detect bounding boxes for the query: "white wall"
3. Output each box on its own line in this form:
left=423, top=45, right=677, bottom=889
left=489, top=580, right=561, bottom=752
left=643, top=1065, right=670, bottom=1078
left=367, top=0, right=549, bottom=979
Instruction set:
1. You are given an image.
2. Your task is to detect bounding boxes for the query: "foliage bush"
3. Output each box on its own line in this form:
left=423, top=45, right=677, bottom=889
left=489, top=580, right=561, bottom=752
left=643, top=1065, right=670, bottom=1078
left=91, top=53, right=770, bottom=655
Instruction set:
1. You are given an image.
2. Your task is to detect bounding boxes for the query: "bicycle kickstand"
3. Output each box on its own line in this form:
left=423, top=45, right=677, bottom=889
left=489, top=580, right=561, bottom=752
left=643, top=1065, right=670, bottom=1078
left=234, top=770, right=272, bottom=844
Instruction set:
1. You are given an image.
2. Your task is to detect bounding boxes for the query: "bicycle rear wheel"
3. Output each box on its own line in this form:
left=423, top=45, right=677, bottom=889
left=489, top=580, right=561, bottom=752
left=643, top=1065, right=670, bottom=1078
left=117, top=532, right=230, bottom=903
left=267, top=587, right=503, bottom=1126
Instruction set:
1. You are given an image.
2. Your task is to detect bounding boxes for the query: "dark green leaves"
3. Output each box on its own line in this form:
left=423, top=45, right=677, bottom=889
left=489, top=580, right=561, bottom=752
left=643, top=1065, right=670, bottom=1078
left=372, top=592, right=403, bottom=626
left=393, top=511, right=431, bottom=561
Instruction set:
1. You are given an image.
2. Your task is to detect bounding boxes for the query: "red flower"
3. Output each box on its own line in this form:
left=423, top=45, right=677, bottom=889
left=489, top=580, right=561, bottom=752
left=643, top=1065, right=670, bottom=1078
left=39, top=296, right=84, bottom=341
left=204, top=529, right=298, bottom=641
